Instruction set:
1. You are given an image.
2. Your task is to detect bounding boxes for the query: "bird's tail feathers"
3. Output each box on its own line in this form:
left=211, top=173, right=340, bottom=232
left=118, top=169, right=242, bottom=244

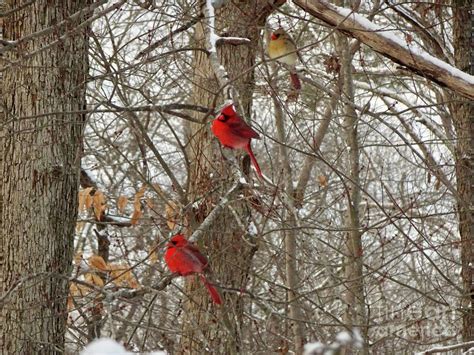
left=246, top=143, right=263, bottom=179
left=200, top=274, right=223, bottom=305
left=290, top=72, right=301, bottom=90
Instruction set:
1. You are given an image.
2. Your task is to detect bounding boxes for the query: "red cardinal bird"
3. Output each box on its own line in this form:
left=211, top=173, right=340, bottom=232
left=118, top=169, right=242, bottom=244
left=164, top=234, right=222, bottom=305
left=211, top=103, right=263, bottom=179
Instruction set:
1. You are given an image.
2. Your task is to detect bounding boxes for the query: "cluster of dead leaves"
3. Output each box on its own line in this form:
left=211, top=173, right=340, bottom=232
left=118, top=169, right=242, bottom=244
left=78, top=188, right=106, bottom=220
left=68, top=254, right=140, bottom=311
left=78, top=184, right=176, bottom=227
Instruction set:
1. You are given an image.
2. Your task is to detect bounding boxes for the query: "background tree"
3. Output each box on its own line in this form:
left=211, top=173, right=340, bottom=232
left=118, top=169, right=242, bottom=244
left=0, top=0, right=91, bottom=353
left=179, top=2, right=271, bottom=352
left=1, top=1, right=472, bottom=354
left=451, top=0, right=473, bottom=342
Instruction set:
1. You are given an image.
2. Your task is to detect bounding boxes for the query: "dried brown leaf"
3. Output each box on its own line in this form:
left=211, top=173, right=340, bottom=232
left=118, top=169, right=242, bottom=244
left=165, top=201, right=178, bottom=230
left=110, top=264, right=139, bottom=289
left=134, top=186, right=146, bottom=206
left=117, top=195, right=128, bottom=213
left=318, top=175, right=328, bottom=188
left=84, top=188, right=94, bottom=210
left=76, top=221, right=85, bottom=233
left=131, top=209, right=142, bottom=226
left=88, top=255, right=108, bottom=271
left=93, top=191, right=106, bottom=220
left=74, top=252, right=83, bottom=265
left=149, top=245, right=158, bottom=265
left=79, top=187, right=93, bottom=212
left=85, top=273, right=104, bottom=287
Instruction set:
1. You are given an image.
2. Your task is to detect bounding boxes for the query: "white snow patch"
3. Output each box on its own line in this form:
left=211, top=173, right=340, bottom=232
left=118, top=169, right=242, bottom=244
left=80, top=338, right=167, bottom=355
left=110, top=216, right=131, bottom=223
left=80, top=338, right=129, bottom=355
left=239, top=176, right=248, bottom=184
left=352, top=328, right=363, bottom=348
left=247, top=221, right=258, bottom=235
left=205, top=0, right=219, bottom=53
left=303, top=341, right=325, bottom=355
left=335, top=330, right=352, bottom=345
left=331, top=3, right=474, bottom=85
left=209, top=33, right=220, bottom=52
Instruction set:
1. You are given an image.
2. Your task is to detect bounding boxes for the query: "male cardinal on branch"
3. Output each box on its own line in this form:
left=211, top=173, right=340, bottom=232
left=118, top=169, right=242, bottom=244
left=267, top=28, right=301, bottom=90
left=164, top=234, right=222, bottom=305
left=211, top=103, right=263, bottom=179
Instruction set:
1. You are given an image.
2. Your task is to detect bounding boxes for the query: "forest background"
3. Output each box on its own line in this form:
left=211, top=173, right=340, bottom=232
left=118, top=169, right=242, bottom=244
left=0, top=0, right=473, bottom=354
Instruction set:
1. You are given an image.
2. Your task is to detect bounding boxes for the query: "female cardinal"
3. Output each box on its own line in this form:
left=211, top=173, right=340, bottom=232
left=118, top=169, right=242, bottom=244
left=164, top=234, right=222, bottom=305
left=211, top=103, right=263, bottom=179
left=267, top=28, right=301, bottom=90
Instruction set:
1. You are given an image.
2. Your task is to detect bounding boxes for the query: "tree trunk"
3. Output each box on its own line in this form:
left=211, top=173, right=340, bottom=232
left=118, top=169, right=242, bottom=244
left=0, top=1, right=90, bottom=353
left=178, top=2, right=272, bottom=353
left=451, top=0, right=474, bottom=343
left=336, top=24, right=368, bottom=353
left=272, top=88, right=305, bottom=354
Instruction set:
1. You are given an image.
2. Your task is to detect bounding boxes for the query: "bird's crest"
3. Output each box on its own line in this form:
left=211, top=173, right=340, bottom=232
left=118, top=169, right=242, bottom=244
left=169, top=234, right=187, bottom=247
left=220, top=103, right=235, bottom=116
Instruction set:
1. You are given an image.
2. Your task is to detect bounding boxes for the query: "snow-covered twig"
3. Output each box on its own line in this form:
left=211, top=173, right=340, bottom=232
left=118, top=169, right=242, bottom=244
left=215, top=37, right=251, bottom=46
left=293, top=0, right=474, bottom=100
left=203, top=0, right=251, bottom=106
left=188, top=178, right=242, bottom=243
left=385, top=0, right=452, bottom=64
left=415, top=340, right=474, bottom=354
left=105, top=273, right=176, bottom=301
left=203, top=0, right=230, bottom=88
left=304, top=329, right=364, bottom=355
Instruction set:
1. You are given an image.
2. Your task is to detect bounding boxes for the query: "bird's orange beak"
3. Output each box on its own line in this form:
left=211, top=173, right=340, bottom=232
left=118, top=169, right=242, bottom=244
left=271, top=33, right=278, bottom=40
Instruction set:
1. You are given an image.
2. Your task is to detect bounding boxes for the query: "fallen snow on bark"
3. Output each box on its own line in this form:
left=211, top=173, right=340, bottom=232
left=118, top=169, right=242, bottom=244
left=329, top=2, right=474, bottom=85
left=304, top=329, right=363, bottom=354
left=80, top=338, right=166, bottom=355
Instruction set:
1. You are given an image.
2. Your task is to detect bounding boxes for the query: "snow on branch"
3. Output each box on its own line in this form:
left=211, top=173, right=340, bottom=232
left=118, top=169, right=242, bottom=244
left=215, top=37, right=251, bottom=46
left=80, top=337, right=166, bottom=355
left=304, top=329, right=363, bottom=355
left=293, top=0, right=474, bottom=100
left=188, top=178, right=242, bottom=243
left=415, top=340, right=474, bottom=354
left=203, top=0, right=250, bottom=103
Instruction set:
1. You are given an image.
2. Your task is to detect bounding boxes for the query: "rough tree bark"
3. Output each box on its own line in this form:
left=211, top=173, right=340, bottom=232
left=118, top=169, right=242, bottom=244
left=451, top=0, right=474, bottom=343
left=177, top=1, right=282, bottom=353
left=0, top=1, right=90, bottom=353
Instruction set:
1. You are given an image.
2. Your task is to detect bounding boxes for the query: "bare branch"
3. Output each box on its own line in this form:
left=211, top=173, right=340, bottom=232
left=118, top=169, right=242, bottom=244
left=188, top=179, right=242, bottom=243
left=415, top=341, right=474, bottom=354
left=293, top=0, right=474, bottom=99
left=135, top=15, right=203, bottom=59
